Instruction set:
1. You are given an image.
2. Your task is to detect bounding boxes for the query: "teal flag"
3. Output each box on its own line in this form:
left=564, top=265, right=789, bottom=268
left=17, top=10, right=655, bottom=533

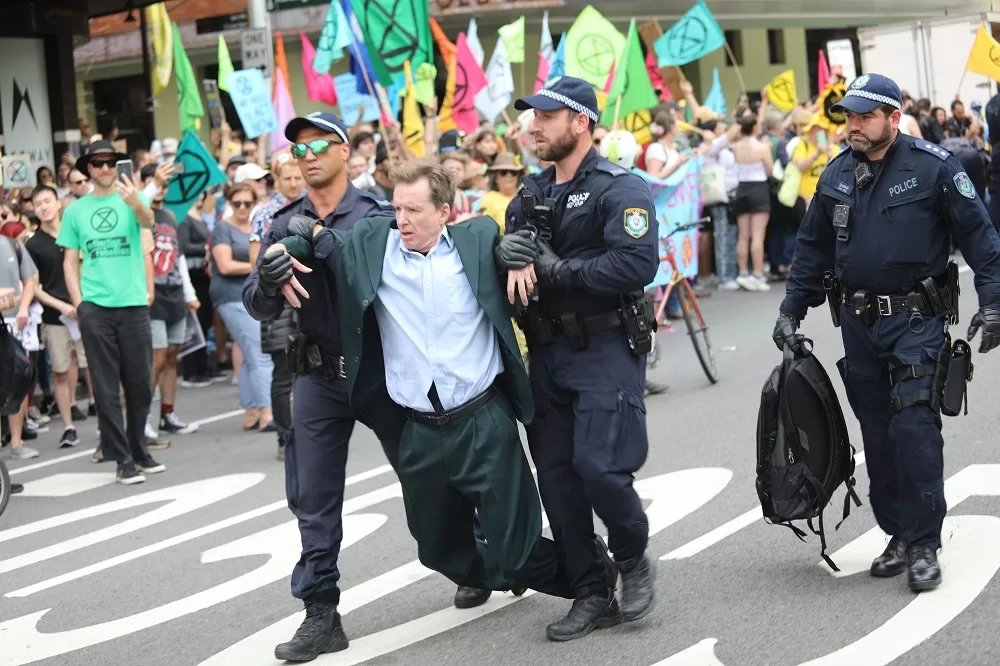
left=312, top=1, right=353, bottom=74
left=703, top=67, right=727, bottom=116
left=654, top=1, right=726, bottom=67
left=162, top=130, right=227, bottom=222
left=348, top=0, right=433, bottom=87
left=549, top=34, right=566, bottom=79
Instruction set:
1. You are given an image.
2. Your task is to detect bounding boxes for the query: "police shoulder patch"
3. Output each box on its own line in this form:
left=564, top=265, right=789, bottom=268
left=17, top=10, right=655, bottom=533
left=912, top=140, right=950, bottom=161
left=623, top=208, right=649, bottom=238
left=954, top=171, right=976, bottom=199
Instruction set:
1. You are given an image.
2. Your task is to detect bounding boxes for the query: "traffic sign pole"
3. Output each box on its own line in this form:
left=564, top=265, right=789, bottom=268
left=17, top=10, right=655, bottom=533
left=246, top=0, right=274, bottom=161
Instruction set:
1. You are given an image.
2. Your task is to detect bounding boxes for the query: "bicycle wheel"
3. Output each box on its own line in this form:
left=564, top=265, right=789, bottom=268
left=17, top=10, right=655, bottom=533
left=0, top=459, right=10, bottom=519
left=678, top=283, right=720, bottom=384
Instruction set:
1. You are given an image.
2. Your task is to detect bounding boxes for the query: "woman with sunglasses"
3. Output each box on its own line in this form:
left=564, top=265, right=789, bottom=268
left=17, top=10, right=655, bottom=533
left=211, top=182, right=274, bottom=432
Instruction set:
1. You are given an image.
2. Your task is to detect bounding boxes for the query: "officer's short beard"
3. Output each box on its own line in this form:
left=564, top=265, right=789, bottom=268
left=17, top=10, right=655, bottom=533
left=848, top=119, right=893, bottom=153
left=535, top=126, right=577, bottom=163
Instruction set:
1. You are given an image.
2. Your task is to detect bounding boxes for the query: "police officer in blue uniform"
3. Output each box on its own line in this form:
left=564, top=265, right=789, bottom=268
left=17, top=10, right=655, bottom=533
left=494, top=77, right=659, bottom=640
left=773, top=74, right=1000, bottom=592
left=244, top=112, right=399, bottom=661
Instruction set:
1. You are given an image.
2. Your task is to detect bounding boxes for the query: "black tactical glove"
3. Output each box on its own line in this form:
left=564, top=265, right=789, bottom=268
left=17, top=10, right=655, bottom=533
left=772, top=313, right=806, bottom=354
left=287, top=214, right=319, bottom=242
left=967, top=305, right=1000, bottom=353
left=257, top=249, right=295, bottom=298
left=280, top=235, right=313, bottom=262
left=494, top=229, right=539, bottom=269
left=534, top=239, right=566, bottom=289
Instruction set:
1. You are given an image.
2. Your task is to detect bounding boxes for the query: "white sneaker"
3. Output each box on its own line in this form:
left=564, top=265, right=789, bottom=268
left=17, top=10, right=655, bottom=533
left=11, top=445, right=40, bottom=460
left=718, top=280, right=740, bottom=292
left=144, top=419, right=159, bottom=440
left=752, top=274, right=772, bottom=291
left=736, top=275, right=760, bottom=292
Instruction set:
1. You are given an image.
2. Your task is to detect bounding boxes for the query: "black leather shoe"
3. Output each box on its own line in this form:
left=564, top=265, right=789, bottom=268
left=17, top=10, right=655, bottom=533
left=274, top=600, right=348, bottom=662
left=454, top=586, right=491, bottom=609
left=870, top=536, right=907, bottom=578
left=618, top=554, right=656, bottom=622
left=595, top=535, right=619, bottom=592
left=907, top=545, right=942, bottom=592
left=545, top=594, right=623, bottom=641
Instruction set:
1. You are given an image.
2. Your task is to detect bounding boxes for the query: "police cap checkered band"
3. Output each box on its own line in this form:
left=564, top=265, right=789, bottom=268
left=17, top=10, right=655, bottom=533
left=514, top=76, right=600, bottom=122
left=536, top=89, right=600, bottom=122
left=843, top=88, right=901, bottom=109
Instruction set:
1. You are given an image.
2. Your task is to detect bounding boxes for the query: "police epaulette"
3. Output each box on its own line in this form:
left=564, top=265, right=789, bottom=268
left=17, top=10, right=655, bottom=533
left=595, top=160, right=628, bottom=176
left=913, top=140, right=951, bottom=161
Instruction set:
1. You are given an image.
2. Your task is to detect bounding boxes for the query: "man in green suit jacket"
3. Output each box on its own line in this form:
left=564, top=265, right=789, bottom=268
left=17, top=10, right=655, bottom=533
left=269, top=161, right=599, bottom=608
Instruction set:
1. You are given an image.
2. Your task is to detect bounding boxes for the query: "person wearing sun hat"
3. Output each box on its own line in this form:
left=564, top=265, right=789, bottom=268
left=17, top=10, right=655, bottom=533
left=477, top=153, right=526, bottom=234
left=776, top=72, right=1000, bottom=595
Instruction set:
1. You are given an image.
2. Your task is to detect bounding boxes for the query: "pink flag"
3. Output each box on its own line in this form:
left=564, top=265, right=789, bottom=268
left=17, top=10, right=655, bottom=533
left=602, top=62, right=616, bottom=95
left=645, top=51, right=670, bottom=101
left=534, top=51, right=551, bottom=93
left=271, top=68, right=297, bottom=153
left=817, top=49, right=831, bottom=95
left=454, top=33, right=487, bottom=135
left=300, top=33, right=338, bottom=106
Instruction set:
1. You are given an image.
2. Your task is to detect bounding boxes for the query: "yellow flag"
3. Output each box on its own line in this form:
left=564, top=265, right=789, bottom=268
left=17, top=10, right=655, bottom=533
left=623, top=110, right=653, bottom=145
left=403, top=61, right=425, bottom=158
left=966, top=24, right=1000, bottom=81
left=438, top=58, right=457, bottom=133
left=146, top=3, right=173, bottom=96
left=498, top=16, right=526, bottom=64
left=765, top=70, right=798, bottom=112
left=595, top=90, right=608, bottom=112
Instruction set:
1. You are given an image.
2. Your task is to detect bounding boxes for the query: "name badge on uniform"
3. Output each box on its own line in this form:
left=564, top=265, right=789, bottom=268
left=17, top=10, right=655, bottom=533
left=832, top=204, right=851, bottom=242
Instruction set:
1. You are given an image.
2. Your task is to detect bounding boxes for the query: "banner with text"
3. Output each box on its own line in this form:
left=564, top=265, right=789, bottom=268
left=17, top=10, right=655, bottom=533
left=635, top=157, right=702, bottom=288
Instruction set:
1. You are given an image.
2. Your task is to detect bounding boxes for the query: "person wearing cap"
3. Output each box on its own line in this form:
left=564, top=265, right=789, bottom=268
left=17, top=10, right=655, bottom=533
left=58, top=140, right=163, bottom=486
left=774, top=72, right=1000, bottom=593
left=493, top=76, right=659, bottom=639
left=243, top=111, right=396, bottom=662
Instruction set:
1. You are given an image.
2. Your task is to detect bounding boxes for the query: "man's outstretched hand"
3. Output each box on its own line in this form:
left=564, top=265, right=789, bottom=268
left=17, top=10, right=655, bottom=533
left=262, top=243, right=312, bottom=308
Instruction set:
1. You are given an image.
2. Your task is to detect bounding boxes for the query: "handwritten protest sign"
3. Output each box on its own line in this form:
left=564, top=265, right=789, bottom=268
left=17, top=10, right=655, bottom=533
left=225, top=69, right=279, bottom=139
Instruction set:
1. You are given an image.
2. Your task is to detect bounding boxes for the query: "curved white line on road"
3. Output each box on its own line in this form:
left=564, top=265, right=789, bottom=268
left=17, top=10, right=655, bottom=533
left=0, top=514, right=388, bottom=666
left=650, top=638, right=726, bottom=665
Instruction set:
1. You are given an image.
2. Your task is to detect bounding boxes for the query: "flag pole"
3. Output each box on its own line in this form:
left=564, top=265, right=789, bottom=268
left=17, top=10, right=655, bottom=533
left=955, top=70, right=967, bottom=101
left=612, top=95, right=622, bottom=131
left=723, top=42, right=747, bottom=96
left=349, top=41, right=392, bottom=121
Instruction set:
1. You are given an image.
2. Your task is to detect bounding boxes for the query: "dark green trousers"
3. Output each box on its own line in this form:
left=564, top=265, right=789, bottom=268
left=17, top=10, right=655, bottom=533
left=397, top=393, right=574, bottom=599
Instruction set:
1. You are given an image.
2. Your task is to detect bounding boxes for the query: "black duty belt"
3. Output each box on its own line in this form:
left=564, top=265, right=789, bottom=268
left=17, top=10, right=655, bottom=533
left=842, top=290, right=931, bottom=317
left=406, top=386, right=495, bottom=428
left=550, top=311, right=622, bottom=336
left=305, top=343, right=346, bottom=380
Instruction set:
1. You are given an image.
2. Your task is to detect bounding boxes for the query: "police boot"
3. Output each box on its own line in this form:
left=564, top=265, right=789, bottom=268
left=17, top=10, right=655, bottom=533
left=870, top=536, right=907, bottom=578
left=618, top=554, right=656, bottom=622
left=454, top=586, right=491, bottom=609
left=907, top=545, right=942, bottom=592
left=545, top=594, right=623, bottom=642
left=273, top=600, right=348, bottom=662
left=595, top=535, right=619, bottom=591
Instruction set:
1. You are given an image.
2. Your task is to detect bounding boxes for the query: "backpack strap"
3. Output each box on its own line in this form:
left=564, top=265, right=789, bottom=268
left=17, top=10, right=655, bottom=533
left=808, top=511, right=840, bottom=572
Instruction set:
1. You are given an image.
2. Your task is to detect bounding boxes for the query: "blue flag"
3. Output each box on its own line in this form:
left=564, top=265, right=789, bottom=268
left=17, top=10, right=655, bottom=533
left=163, top=130, right=227, bottom=223
left=549, top=34, right=566, bottom=79
left=654, top=1, right=726, bottom=68
left=633, top=158, right=703, bottom=288
left=341, top=0, right=379, bottom=96
left=312, top=1, right=353, bottom=74
left=703, top=68, right=727, bottom=116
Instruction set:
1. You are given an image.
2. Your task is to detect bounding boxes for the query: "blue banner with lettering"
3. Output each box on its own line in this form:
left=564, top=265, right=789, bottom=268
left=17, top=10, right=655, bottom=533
left=334, top=73, right=381, bottom=125
left=634, top=157, right=702, bottom=289
left=225, top=69, right=279, bottom=139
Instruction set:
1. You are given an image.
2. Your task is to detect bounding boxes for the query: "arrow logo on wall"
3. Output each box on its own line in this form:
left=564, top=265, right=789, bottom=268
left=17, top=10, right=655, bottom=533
left=12, top=80, right=37, bottom=130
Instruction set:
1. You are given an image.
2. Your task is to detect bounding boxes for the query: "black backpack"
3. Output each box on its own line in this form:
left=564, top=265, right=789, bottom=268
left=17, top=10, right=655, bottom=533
left=0, top=310, right=36, bottom=416
left=755, top=341, right=861, bottom=571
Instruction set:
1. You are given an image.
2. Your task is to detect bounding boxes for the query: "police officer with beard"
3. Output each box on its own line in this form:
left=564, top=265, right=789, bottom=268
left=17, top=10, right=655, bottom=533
left=494, top=77, right=658, bottom=640
left=773, top=74, right=1000, bottom=592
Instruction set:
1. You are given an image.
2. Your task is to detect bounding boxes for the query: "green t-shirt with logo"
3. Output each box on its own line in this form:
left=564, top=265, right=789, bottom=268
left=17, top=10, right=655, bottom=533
left=57, top=192, right=151, bottom=308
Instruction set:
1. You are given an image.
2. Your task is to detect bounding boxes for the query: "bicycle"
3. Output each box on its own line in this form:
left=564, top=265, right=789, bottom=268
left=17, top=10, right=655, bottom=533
left=648, top=217, right=720, bottom=385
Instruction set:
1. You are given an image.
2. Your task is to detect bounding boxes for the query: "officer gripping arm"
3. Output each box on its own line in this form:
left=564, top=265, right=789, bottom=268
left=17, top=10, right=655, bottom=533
left=773, top=174, right=837, bottom=352
left=938, top=156, right=1000, bottom=353
left=243, top=215, right=307, bottom=322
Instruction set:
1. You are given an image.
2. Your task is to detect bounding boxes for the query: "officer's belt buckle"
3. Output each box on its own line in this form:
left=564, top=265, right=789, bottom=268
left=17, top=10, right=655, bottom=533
left=335, top=356, right=347, bottom=380
left=877, top=296, right=892, bottom=317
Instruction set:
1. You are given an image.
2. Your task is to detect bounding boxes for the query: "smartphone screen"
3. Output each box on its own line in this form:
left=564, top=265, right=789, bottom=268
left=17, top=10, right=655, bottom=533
left=115, top=159, right=133, bottom=184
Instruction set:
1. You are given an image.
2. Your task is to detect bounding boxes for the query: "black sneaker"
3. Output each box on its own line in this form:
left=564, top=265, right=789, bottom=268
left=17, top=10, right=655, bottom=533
left=160, top=413, right=198, bottom=435
left=88, top=402, right=97, bottom=417
left=545, top=594, right=623, bottom=642
left=39, top=395, right=57, bottom=417
left=59, top=427, right=80, bottom=448
left=21, top=427, right=37, bottom=441
left=70, top=405, right=87, bottom=422
left=116, top=462, right=146, bottom=485
left=135, top=457, right=166, bottom=474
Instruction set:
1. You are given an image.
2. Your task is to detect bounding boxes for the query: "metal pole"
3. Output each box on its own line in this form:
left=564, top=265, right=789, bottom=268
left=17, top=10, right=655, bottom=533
left=138, top=6, right=156, bottom=145
left=247, top=0, right=269, bottom=28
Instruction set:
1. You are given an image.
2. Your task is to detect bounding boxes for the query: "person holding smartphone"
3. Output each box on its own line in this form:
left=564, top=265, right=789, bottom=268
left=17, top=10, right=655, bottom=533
left=57, top=141, right=162, bottom=486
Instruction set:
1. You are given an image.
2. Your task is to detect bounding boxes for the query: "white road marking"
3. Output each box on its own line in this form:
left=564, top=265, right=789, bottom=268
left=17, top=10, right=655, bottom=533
left=650, top=638, right=726, bottom=665
left=7, top=450, right=95, bottom=476
left=17, top=473, right=117, bottom=497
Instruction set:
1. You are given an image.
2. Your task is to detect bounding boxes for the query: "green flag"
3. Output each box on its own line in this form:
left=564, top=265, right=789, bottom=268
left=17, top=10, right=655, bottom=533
left=172, top=23, right=204, bottom=132
left=349, top=0, right=433, bottom=87
left=217, top=34, right=235, bottom=93
left=498, top=16, right=525, bottom=64
left=565, top=6, right=626, bottom=89
left=163, top=129, right=228, bottom=222
left=600, top=19, right=658, bottom=126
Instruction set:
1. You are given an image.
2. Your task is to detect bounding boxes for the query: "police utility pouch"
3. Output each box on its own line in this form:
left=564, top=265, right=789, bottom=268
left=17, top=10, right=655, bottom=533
left=941, top=338, right=974, bottom=417
left=832, top=204, right=851, bottom=242
left=823, top=271, right=842, bottom=327
left=621, top=294, right=657, bottom=356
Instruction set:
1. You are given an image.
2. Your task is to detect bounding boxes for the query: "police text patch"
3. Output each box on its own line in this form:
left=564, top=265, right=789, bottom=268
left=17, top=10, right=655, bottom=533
left=954, top=172, right=976, bottom=199
left=623, top=208, right=649, bottom=238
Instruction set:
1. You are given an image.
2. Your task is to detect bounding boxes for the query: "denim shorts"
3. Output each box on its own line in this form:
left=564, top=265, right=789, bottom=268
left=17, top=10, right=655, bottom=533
left=151, top=318, right=187, bottom=350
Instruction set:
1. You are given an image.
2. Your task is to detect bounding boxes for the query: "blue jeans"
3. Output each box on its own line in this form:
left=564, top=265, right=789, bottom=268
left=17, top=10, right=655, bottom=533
left=707, top=203, right=737, bottom=283
left=216, top=301, right=273, bottom=409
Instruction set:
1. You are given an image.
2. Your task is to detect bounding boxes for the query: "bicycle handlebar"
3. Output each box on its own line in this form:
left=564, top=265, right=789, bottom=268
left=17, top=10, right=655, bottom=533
left=663, top=217, right=711, bottom=239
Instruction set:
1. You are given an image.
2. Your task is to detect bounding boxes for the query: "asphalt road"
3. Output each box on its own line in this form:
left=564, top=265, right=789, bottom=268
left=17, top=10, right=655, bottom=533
left=2, top=265, right=999, bottom=666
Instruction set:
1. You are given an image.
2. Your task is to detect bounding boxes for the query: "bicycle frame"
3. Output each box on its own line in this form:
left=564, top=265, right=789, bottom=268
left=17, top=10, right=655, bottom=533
left=652, top=239, right=708, bottom=326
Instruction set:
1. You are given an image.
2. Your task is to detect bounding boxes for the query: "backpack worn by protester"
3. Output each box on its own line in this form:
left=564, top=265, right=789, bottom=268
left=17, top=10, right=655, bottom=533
left=0, top=310, right=36, bottom=416
left=756, top=341, right=862, bottom=571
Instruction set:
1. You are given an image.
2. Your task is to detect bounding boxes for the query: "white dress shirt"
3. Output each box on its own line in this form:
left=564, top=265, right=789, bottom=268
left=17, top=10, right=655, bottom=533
left=374, top=227, right=503, bottom=412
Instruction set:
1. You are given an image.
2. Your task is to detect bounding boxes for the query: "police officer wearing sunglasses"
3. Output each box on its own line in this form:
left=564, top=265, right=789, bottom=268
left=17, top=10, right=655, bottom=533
left=243, top=112, right=396, bottom=661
